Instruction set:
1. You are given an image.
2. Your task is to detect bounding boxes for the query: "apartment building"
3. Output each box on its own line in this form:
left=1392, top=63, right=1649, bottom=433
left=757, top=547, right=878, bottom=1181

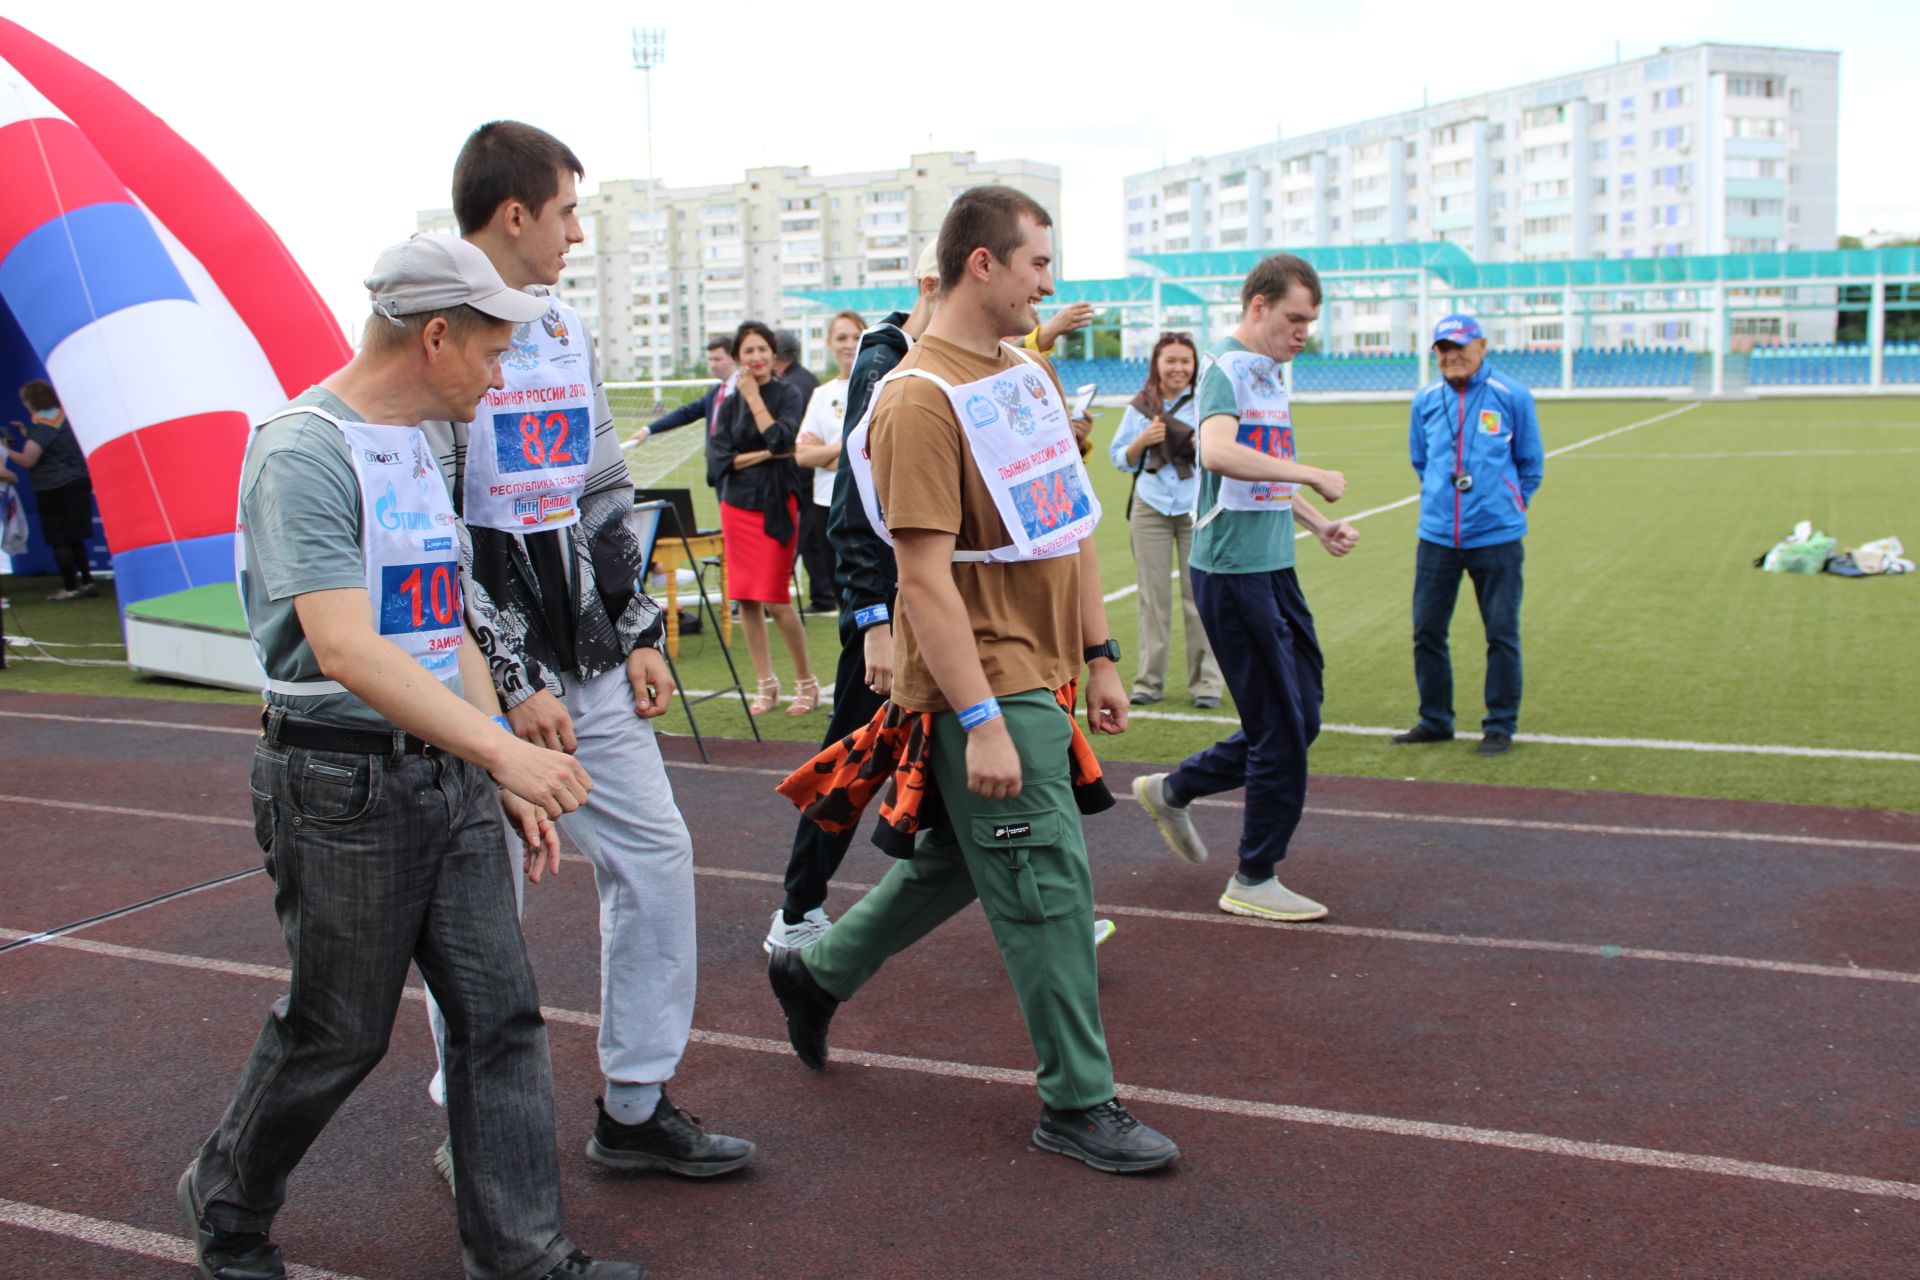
left=1122, top=43, right=1840, bottom=352
left=420, top=151, right=1060, bottom=381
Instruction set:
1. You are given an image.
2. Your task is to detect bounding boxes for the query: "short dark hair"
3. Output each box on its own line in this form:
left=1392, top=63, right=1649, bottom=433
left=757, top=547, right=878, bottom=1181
left=705, top=334, right=733, bottom=353
left=452, top=121, right=585, bottom=236
left=1241, top=253, right=1323, bottom=311
left=937, top=186, right=1052, bottom=293
left=774, top=329, right=802, bottom=361
left=361, top=304, right=500, bottom=357
left=732, top=320, right=778, bottom=361
left=19, top=379, right=59, bottom=413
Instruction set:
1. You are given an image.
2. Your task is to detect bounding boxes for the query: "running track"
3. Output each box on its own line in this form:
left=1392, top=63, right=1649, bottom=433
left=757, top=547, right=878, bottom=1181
left=1, top=690, right=1916, bottom=1278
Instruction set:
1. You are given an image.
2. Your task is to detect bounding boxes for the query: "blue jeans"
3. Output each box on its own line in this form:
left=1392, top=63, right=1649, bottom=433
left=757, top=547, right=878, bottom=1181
left=192, top=719, right=573, bottom=1280
left=1167, top=567, right=1324, bottom=880
left=1412, top=537, right=1525, bottom=737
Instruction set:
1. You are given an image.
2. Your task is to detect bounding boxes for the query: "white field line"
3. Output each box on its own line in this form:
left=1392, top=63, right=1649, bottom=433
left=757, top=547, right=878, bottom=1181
left=1572, top=447, right=1920, bottom=460
left=9, top=761, right=1918, bottom=857
left=0, top=1196, right=364, bottom=1279
left=1101, top=403, right=1700, bottom=604
left=6, top=929, right=1917, bottom=1204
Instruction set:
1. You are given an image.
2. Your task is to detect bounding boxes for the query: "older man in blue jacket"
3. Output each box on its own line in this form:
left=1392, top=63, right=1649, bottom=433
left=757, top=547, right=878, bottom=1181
left=1393, top=315, right=1544, bottom=756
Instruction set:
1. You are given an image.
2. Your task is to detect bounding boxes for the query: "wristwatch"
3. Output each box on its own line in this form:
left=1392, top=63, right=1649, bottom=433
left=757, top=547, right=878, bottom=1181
left=1084, top=639, right=1121, bottom=666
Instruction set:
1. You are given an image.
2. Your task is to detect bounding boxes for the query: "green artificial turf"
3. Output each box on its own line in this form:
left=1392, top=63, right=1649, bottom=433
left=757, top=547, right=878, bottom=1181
left=4, top=395, right=1916, bottom=811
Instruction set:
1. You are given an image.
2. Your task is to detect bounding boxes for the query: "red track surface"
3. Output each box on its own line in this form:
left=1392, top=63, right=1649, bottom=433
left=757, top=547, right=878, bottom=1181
left=2, top=690, right=1916, bottom=1278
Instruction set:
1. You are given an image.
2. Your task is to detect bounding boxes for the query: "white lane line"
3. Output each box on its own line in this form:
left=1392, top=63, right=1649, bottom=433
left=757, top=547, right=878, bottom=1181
left=666, top=760, right=1920, bottom=856
left=677, top=868, right=1920, bottom=986
left=0, top=793, right=251, bottom=827
left=1098, top=404, right=1701, bottom=604
left=0, top=708, right=257, bottom=736
left=0, top=1196, right=365, bottom=1280
left=9, top=932, right=1917, bottom=1204
left=13, top=765, right=1915, bottom=861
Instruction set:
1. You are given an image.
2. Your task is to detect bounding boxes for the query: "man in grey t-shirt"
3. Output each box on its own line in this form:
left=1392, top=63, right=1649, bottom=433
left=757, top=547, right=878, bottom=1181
left=182, top=234, right=643, bottom=1280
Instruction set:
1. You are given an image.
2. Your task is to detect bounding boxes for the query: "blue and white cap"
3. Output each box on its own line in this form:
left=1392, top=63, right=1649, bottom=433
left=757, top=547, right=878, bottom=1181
left=1431, top=314, right=1484, bottom=346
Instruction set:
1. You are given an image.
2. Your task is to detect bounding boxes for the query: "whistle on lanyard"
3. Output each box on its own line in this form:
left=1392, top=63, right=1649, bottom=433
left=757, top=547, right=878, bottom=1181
left=1453, top=471, right=1474, bottom=493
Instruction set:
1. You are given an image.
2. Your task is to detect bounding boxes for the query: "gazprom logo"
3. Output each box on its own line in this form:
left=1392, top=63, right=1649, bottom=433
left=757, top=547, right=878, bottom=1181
left=374, top=483, right=437, bottom=532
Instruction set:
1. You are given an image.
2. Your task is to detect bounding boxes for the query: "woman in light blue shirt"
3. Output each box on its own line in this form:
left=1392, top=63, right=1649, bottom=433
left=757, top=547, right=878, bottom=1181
left=1108, top=333, right=1222, bottom=707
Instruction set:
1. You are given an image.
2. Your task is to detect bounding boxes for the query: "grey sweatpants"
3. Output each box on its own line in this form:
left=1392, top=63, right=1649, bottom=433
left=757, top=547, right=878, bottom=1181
left=429, top=662, right=698, bottom=1100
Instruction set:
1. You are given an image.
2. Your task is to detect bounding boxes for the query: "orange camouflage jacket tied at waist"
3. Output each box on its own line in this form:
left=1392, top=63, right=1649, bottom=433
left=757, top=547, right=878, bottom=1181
left=775, top=681, right=1115, bottom=859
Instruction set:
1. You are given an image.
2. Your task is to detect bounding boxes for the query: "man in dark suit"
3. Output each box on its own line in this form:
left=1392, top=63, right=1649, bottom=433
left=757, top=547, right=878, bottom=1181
left=637, top=336, right=737, bottom=442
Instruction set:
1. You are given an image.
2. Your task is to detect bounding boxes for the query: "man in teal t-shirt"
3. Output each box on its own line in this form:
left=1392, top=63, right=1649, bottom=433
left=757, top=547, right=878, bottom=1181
left=1132, top=254, right=1360, bottom=921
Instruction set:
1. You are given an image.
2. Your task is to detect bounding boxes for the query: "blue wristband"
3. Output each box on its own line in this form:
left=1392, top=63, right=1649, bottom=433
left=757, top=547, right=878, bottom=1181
left=491, top=715, right=511, bottom=733
left=957, top=696, right=1002, bottom=731
left=853, top=603, right=890, bottom=629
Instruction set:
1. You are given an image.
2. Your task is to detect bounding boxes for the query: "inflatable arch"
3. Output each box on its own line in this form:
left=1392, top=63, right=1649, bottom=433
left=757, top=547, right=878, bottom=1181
left=0, top=18, right=348, bottom=611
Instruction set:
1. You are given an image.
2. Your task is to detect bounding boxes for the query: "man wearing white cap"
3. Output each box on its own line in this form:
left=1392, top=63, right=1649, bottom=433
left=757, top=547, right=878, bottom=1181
left=181, top=234, right=646, bottom=1279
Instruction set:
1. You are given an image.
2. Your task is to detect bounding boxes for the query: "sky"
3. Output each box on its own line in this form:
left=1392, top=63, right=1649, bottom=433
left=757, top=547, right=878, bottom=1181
left=7, top=0, right=1916, bottom=338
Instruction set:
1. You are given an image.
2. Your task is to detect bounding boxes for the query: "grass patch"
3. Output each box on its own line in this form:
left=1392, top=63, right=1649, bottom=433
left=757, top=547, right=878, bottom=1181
left=4, top=396, right=1916, bottom=811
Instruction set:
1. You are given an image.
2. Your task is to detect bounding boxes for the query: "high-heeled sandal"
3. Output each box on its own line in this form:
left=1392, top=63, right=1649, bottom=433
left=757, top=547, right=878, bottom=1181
left=748, top=675, right=780, bottom=716
left=785, top=676, right=820, bottom=716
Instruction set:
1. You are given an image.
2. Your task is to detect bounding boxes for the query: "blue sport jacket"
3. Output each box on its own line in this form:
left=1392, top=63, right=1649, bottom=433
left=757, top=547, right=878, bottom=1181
left=1409, top=361, right=1544, bottom=548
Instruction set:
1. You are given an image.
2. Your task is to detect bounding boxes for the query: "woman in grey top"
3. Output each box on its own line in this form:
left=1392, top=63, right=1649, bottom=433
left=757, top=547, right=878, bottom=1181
left=5, top=380, right=97, bottom=600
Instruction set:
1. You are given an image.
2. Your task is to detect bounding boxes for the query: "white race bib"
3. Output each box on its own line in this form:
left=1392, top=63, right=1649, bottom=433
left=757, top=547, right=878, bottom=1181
left=462, top=297, right=593, bottom=531
left=239, top=408, right=464, bottom=696
left=1192, top=350, right=1298, bottom=531
left=849, top=344, right=1098, bottom=562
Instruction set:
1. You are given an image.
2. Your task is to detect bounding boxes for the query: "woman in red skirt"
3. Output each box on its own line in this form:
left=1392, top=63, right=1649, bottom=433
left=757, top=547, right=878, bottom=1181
left=707, top=320, right=819, bottom=713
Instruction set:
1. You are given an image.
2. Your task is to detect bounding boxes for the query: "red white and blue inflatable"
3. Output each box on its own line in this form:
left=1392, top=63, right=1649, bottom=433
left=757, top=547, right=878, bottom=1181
left=0, top=18, right=348, bottom=610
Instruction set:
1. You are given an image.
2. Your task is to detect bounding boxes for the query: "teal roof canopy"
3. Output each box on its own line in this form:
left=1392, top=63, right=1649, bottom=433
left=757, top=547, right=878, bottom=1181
left=784, top=277, right=1205, bottom=313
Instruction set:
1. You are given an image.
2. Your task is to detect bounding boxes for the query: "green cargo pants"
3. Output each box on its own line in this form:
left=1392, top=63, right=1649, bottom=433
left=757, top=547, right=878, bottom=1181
left=801, top=688, right=1116, bottom=1110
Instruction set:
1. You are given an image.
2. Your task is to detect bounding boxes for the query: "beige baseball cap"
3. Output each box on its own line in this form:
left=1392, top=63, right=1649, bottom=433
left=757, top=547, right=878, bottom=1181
left=915, top=239, right=941, bottom=283
left=365, top=233, right=548, bottom=324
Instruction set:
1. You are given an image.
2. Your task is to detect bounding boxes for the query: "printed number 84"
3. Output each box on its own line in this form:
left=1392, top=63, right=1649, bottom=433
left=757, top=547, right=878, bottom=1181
left=1028, top=472, right=1075, bottom=529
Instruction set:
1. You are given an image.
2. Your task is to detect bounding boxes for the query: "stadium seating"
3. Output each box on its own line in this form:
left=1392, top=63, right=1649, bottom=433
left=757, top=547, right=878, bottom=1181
left=1749, top=341, right=1919, bottom=386
left=1058, top=347, right=1697, bottom=397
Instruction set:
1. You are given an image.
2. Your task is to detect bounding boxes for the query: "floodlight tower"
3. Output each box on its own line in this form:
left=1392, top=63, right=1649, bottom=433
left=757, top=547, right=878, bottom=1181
left=632, top=27, right=665, bottom=376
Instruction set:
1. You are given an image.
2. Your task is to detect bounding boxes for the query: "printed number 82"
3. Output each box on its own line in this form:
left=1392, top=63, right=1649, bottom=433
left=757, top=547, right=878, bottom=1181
left=518, top=411, right=575, bottom=466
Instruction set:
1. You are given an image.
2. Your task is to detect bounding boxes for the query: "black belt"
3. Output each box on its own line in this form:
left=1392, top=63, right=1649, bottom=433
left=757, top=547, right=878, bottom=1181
left=263, top=709, right=433, bottom=756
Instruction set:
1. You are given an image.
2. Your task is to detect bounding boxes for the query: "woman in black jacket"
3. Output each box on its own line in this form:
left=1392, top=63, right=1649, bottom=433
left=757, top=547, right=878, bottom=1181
left=707, top=320, right=818, bottom=714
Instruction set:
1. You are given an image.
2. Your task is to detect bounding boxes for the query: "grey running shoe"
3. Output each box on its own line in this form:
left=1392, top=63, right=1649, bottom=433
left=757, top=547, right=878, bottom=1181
left=1132, top=772, right=1207, bottom=864
left=1218, top=874, right=1329, bottom=922
left=1033, top=1099, right=1179, bottom=1173
left=433, top=1136, right=455, bottom=1194
left=1093, top=918, right=1116, bottom=947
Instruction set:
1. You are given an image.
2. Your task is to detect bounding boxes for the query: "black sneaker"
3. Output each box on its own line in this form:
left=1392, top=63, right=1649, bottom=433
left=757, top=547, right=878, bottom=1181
left=1391, top=724, right=1454, bottom=744
left=1033, top=1099, right=1179, bottom=1173
left=587, top=1092, right=756, bottom=1176
left=539, top=1250, right=648, bottom=1280
left=768, top=944, right=839, bottom=1069
left=1477, top=732, right=1513, bottom=756
left=178, top=1163, right=285, bottom=1280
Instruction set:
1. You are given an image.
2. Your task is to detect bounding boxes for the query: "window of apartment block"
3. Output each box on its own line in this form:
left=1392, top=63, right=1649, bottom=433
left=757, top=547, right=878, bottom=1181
left=1592, top=139, right=1610, bottom=160
left=1658, top=86, right=1689, bottom=110
left=1525, top=322, right=1564, bottom=344
left=1166, top=210, right=1189, bottom=226
left=1654, top=125, right=1690, bottom=150
left=1619, top=95, right=1636, bottom=118
left=1592, top=176, right=1609, bottom=197
left=1727, top=198, right=1785, bottom=218
left=1352, top=173, right=1385, bottom=192
left=1591, top=102, right=1609, bottom=124
left=1523, top=104, right=1567, bottom=129
left=1221, top=171, right=1247, bottom=188
left=1727, top=76, right=1780, bottom=98
left=1220, top=228, right=1249, bottom=245
left=1492, top=159, right=1508, bottom=175
left=1164, top=180, right=1190, bottom=198
left=1219, top=199, right=1248, bottom=217
left=1593, top=213, right=1609, bottom=233
left=1353, top=207, right=1385, bottom=225
left=1488, top=123, right=1506, bottom=140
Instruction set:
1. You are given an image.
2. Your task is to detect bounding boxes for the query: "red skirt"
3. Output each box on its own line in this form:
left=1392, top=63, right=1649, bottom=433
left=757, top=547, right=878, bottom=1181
left=721, top=498, right=800, bottom=603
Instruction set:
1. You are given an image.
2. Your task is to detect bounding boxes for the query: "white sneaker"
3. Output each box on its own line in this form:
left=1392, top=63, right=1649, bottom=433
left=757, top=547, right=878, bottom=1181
left=1132, top=773, right=1208, bottom=864
left=763, top=907, right=832, bottom=954
left=1218, top=874, right=1328, bottom=922
left=1093, top=918, right=1116, bottom=947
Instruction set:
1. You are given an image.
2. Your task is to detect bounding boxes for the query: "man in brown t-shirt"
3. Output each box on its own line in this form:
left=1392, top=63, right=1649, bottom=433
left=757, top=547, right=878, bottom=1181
left=767, top=187, right=1179, bottom=1174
